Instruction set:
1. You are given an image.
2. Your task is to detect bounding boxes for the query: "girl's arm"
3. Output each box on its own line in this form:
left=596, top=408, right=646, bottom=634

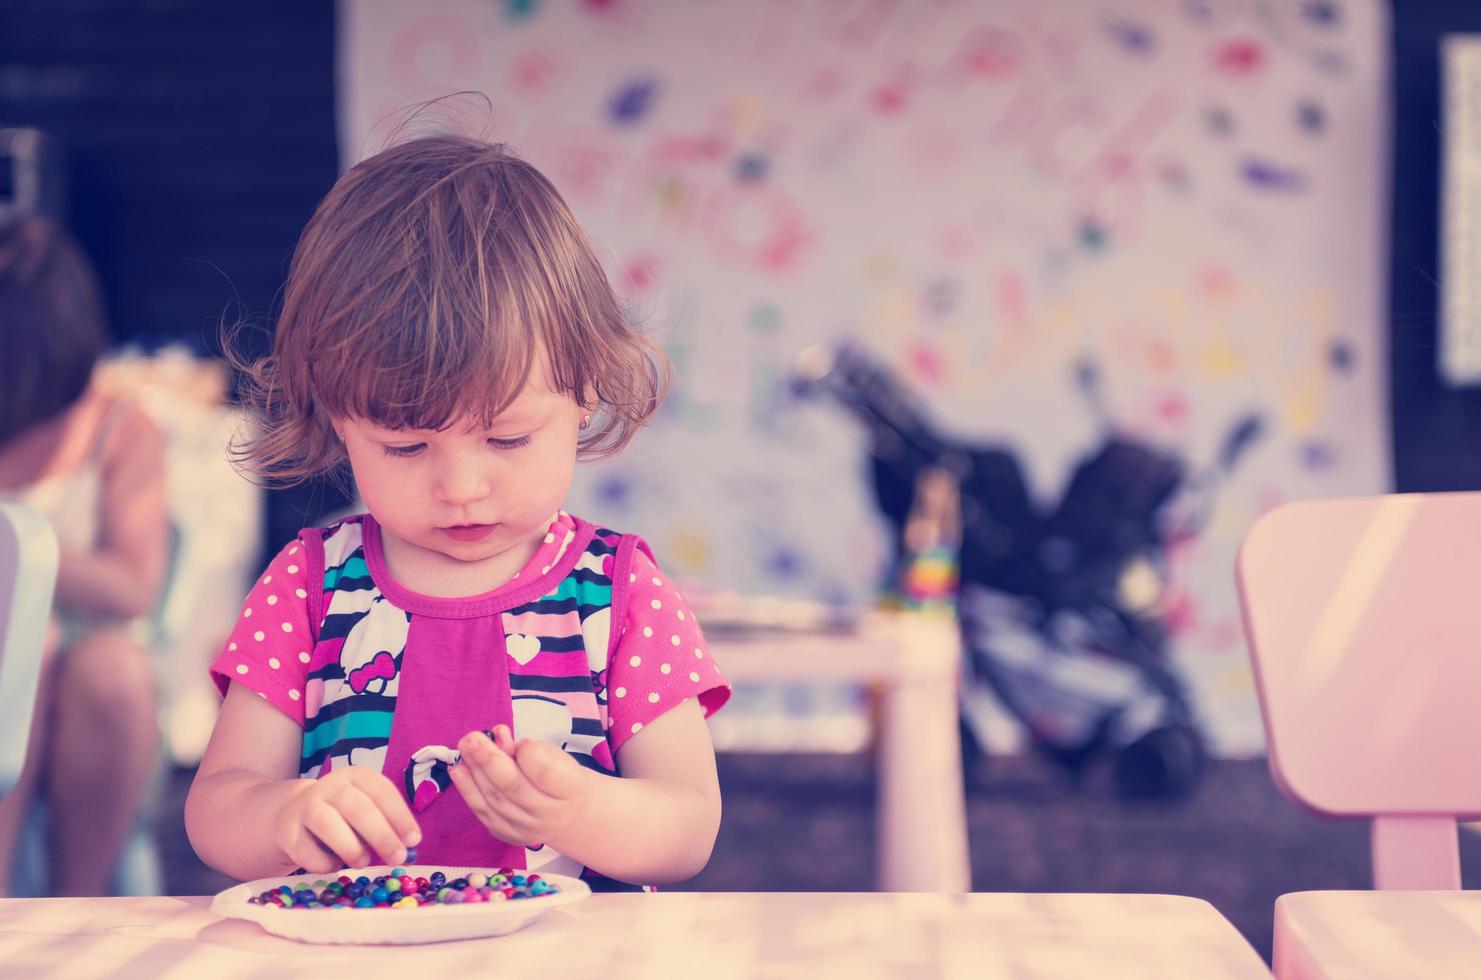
left=185, top=682, right=315, bottom=882
left=551, top=697, right=721, bottom=884
left=52, top=403, right=169, bottom=619
left=186, top=681, right=422, bottom=882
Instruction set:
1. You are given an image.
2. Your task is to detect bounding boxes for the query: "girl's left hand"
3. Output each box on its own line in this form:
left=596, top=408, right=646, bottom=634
left=448, top=725, right=591, bottom=848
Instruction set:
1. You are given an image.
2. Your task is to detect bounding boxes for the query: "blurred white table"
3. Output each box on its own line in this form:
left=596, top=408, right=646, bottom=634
left=708, top=610, right=968, bottom=892
left=0, top=892, right=1270, bottom=979
left=1274, top=890, right=1481, bottom=979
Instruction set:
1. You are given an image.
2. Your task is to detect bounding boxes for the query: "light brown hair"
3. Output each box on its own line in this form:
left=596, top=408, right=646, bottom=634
left=0, top=215, right=108, bottom=448
left=227, top=134, right=668, bottom=487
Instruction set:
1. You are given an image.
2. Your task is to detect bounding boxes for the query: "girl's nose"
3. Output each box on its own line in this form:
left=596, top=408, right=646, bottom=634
left=435, top=457, right=493, bottom=505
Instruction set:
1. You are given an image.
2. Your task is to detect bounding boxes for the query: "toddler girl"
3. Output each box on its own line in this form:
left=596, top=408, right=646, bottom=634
left=185, top=135, right=730, bottom=890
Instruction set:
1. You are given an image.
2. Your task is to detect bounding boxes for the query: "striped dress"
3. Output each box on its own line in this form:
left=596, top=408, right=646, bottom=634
left=210, top=511, right=730, bottom=890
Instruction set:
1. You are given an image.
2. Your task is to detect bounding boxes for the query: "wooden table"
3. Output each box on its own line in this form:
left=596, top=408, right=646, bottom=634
left=708, top=610, right=970, bottom=892
left=1275, top=890, right=1481, bottom=979
left=0, top=892, right=1271, bottom=979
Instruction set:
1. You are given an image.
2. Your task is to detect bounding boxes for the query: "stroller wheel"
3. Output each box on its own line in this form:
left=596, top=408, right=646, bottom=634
left=1113, top=723, right=1205, bottom=801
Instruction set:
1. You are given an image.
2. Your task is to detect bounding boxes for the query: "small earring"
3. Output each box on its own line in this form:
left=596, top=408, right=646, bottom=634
left=579, top=413, right=592, bottom=431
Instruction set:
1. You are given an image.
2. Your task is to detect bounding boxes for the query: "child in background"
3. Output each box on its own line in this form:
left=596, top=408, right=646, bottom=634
left=185, top=135, right=730, bottom=890
left=0, top=216, right=169, bottom=896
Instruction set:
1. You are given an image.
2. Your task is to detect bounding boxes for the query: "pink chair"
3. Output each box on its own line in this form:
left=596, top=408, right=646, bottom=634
left=1237, top=492, right=1481, bottom=891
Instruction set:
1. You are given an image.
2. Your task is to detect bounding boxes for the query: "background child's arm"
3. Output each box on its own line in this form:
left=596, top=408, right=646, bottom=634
left=542, top=697, right=722, bottom=885
left=52, top=404, right=168, bottom=618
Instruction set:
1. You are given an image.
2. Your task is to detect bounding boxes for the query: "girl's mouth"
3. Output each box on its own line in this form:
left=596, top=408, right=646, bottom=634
left=440, top=524, right=496, bottom=542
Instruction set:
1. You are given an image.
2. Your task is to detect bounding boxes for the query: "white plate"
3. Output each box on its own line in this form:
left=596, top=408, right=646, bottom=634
left=209, top=865, right=590, bottom=945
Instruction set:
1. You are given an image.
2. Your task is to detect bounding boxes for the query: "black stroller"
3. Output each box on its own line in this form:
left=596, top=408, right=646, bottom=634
left=794, top=344, right=1262, bottom=800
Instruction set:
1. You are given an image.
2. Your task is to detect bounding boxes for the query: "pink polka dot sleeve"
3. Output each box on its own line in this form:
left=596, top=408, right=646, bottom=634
left=606, top=546, right=730, bottom=753
left=208, top=538, right=317, bottom=728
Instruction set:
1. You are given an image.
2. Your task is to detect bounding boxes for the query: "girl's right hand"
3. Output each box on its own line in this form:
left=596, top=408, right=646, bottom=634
left=272, top=767, right=422, bottom=874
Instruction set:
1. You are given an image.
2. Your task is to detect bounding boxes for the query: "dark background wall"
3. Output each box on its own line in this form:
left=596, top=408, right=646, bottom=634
left=0, top=0, right=348, bottom=560
left=2, top=0, right=1479, bottom=556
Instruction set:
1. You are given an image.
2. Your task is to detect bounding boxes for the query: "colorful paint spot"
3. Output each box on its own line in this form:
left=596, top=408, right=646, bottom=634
left=1105, top=20, right=1156, bottom=56
left=1215, top=39, right=1266, bottom=77
left=1159, top=161, right=1191, bottom=193
left=763, top=546, right=804, bottom=580
left=735, top=153, right=769, bottom=182
left=1329, top=340, right=1355, bottom=373
left=621, top=254, right=661, bottom=295
left=1182, top=0, right=1216, bottom=24
left=1297, top=100, right=1326, bottom=134
left=510, top=51, right=556, bottom=92
left=869, top=73, right=913, bottom=116
left=908, top=342, right=946, bottom=386
left=609, top=77, right=660, bottom=125
left=672, top=530, right=710, bottom=572
left=595, top=475, right=632, bottom=510
left=702, top=183, right=813, bottom=275
left=957, top=28, right=1024, bottom=80
left=504, top=0, right=539, bottom=21
left=1199, top=265, right=1236, bottom=298
left=1300, top=442, right=1337, bottom=470
left=1240, top=157, right=1308, bottom=193
left=1078, top=218, right=1108, bottom=252
left=924, top=279, right=958, bottom=319
left=1146, top=340, right=1177, bottom=374
left=1313, top=49, right=1348, bottom=76
left=1162, top=590, right=1199, bottom=636
left=1302, top=1, right=1341, bottom=27
left=1203, top=342, right=1241, bottom=377
left=1204, top=105, right=1235, bottom=137
left=746, top=303, right=780, bottom=333
left=1156, top=393, right=1189, bottom=424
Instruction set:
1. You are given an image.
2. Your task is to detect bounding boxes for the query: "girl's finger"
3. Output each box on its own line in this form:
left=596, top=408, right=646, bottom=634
left=448, top=763, right=523, bottom=840
left=463, top=747, right=548, bottom=821
left=347, top=768, right=422, bottom=847
left=492, top=725, right=516, bottom=754
left=513, top=739, right=584, bottom=799
left=335, top=786, right=410, bottom=866
left=283, top=831, right=344, bottom=876
left=462, top=732, right=528, bottom=798
left=300, top=800, right=372, bottom=869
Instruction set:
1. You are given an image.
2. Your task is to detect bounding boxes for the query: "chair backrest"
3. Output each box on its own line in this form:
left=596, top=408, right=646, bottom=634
left=1237, top=492, right=1481, bottom=889
left=0, top=502, right=58, bottom=795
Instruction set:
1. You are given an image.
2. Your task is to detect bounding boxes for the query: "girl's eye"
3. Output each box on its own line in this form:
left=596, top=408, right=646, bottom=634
left=489, top=435, right=532, bottom=450
left=382, top=444, right=426, bottom=458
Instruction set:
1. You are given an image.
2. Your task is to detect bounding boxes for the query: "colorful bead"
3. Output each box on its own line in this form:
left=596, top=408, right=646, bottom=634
left=249, top=867, right=559, bottom=910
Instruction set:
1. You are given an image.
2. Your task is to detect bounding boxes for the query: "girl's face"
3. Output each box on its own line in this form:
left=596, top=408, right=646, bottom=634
left=335, top=367, right=584, bottom=585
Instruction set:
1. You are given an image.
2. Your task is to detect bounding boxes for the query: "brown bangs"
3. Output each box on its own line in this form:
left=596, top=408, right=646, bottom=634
left=226, top=133, right=669, bottom=487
